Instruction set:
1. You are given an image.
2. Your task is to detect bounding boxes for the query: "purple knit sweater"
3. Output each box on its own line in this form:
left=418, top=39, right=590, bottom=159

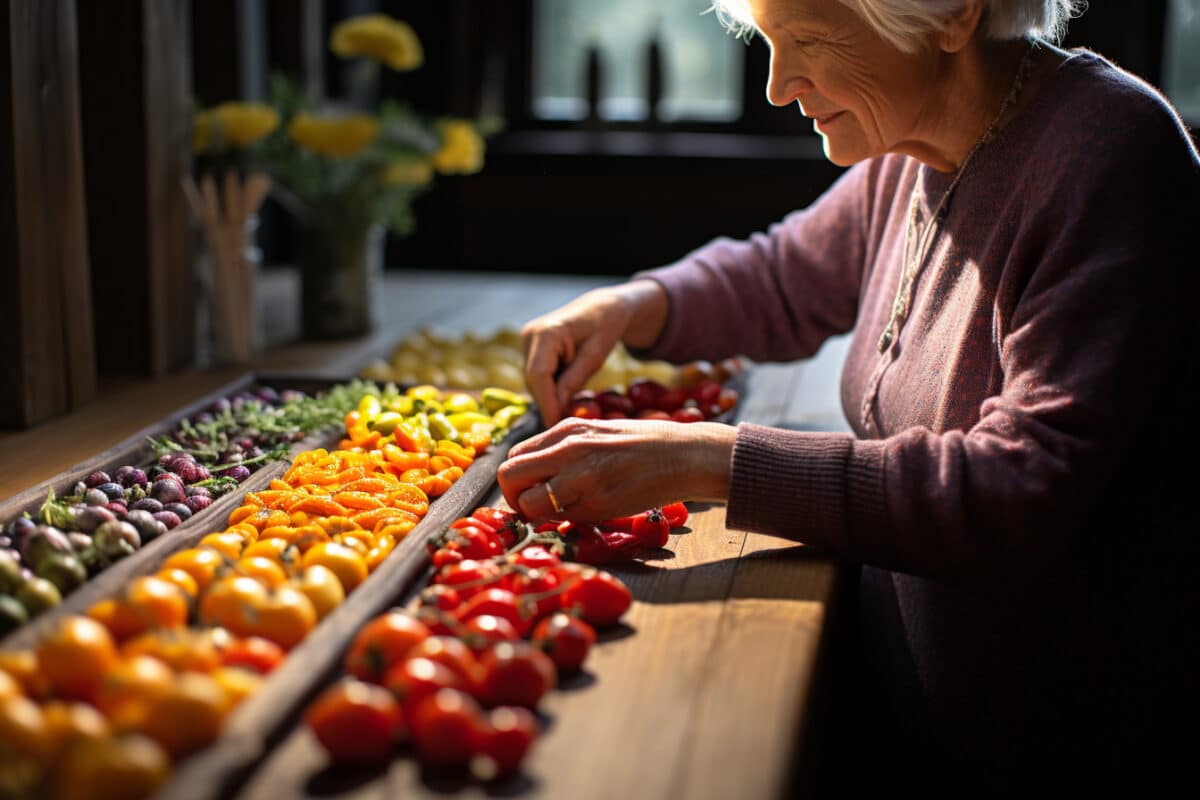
left=639, top=50, right=1198, bottom=789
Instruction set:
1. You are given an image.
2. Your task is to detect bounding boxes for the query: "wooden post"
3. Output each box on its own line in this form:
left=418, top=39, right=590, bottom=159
left=76, top=0, right=194, bottom=378
left=0, top=0, right=97, bottom=427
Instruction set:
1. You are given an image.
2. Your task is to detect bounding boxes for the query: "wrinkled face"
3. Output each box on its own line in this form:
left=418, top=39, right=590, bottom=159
left=751, top=0, right=938, bottom=165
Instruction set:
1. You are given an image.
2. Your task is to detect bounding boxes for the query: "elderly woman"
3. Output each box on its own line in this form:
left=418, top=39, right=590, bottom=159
left=499, top=0, right=1197, bottom=792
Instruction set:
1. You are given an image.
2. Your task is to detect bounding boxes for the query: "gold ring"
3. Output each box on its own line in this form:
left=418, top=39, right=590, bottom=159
left=545, top=481, right=564, bottom=515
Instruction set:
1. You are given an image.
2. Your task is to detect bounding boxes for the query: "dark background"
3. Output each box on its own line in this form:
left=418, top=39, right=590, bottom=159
left=193, top=0, right=1183, bottom=276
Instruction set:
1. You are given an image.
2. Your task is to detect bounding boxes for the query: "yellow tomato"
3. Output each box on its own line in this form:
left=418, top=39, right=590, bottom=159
left=162, top=547, right=227, bottom=593
left=199, top=532, right=247, bottom=560
left=234, top=555, right=289, bottom=588
left=120, top=629, right=223, bottom=675
left=302, top=542, right=369, bottom=594
left=0, top=695, right=52, bottom=764
left=289, top=564, right=345, bottom=620
left=154, top=567, right=200, bottom=600
left=0, top=649, right=50, bottom=700
left=88, top=576, right=190, bottom=642
left=211, top=666, right=264, bottom=714
left=41, top=700, right=109, bottom=761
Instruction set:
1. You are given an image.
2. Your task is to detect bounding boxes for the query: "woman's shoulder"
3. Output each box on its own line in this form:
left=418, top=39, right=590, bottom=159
left=1033, top=48, right=1197, bottom=171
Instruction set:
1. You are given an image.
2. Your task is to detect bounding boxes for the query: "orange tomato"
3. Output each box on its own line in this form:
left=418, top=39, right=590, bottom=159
left=304, top=679, right=403, bottom=766
left=88, top=576, right=190, bottom=641
left=131, top=672, right=228, bottom=759
left=0, top=649, right=50, bottom=699
left=37, top=616, right=119, bottom=702
left=51, top=734, right=170, bottom=800
left=289, top=565, right=345, bottom=621
left=332, top=531, right=373, bottom=557
left=314, top=515, right=359, bottom=536
left=234, top=555, right=289, bottom=588
left=94, top=654, right=174, bottom=721
left=211, top=666, right=264, bottom=714
left=121, top=628, right=224, bottom=674
left=199, top=575, right=270, bottom=638
left=199, top=532, right=247, bottom=560
left=344, top=611, right=432, bottom=684
left=162, top=547, right=227, bottom=593
left=0, top=695, right=53, bottom=764
left=302, top=542, right=369, bottom=594
left=41, top=700, right=109, bottom=760
left=241, top=537, right=296, bottom=566
left=290, top=524, right=331, bottom=554
left=246, top=586, right=317, bottom=651
left=0, top=669, right=21, bottom=700
left=154, top=567, right=199, bottom=600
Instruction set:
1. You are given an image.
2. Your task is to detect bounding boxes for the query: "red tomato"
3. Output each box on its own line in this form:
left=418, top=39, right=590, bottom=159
left=670, top=407, right=705, bottom=423
left=627, top=378, right=666, bottom=410
left=455, top=588, right=533, bottom=638
left=384, top=657, right=466, bottom=712
left=508, top=567, right=562, bottom=620
left=407, top=688, right=488, bottom=770
left=477, top=706, right=540, bottom=777
left=559, top=570, right=632, bottom=627
left=432, top=547, right=465, bottom=568
left=656, top=388, right=687, bottom=412
left=531, top=613, right=596, bottom=674
left=435, top=559, right=506, bottom=600
left=406, top=636, right=480, bottom=685
left=596, top=389, right=635, bottom=417
left=413, top=605, right=461, bottom=638
left=512, top=545, right=560, bottom=571
left=689, top=379, right=722, bottom=405
left=716, top=386, right=739, bottom=412
left=632, top=508, right=670, bottom=548
left=476, top=641, right=557, bottom=709
left=449, top=524, right=504, bottom=559
left=419, top=584, right=462, bottom=612
left=469, top=507, right=521, bottom=547
left=661, top=501, right=689, bottom=529
left=305, top=679, right=403, bottom=766
left=220, top=636, right=286, bottom=675
left=344, top=611, right=431, bottom=683
left=461, top=615, right=520, bottom=652
left=635, top=409, right=672, bottom=421
left=566, top=398, right=602, bottom=419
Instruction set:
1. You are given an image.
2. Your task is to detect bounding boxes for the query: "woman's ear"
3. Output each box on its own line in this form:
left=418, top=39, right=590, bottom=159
left=938, top=0, right=986, bottom=53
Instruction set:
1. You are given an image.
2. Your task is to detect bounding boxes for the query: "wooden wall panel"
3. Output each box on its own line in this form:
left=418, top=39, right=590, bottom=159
left=0, top=0, right=97, bottom=428
left=77, top=0, right=193, bottom=378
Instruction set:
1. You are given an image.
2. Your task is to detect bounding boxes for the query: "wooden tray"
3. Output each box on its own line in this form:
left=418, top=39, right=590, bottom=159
left=152, top=410, right=539, bottom=800
left=1, top=373, right=368, bottom=650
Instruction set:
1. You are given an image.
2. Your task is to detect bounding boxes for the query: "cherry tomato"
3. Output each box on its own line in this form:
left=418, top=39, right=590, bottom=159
left=627, top=378, right=666, bottom=410
left=508, top=567, right=562, bottom=620
left=559, top=569, right=632, bottom=628
left=512, top=545, right=560, bottom=570
left=407, top=688, right=487, bottom=770
left=433, top=547, right=465, bottom=568
left=689, top=379, right=722, bottom=405
left=419, top=583, right=462, bottom=612
left=383, top=657, right=465, bottom=712
left=565, top=398, right=602, bottom=419
left=455, top=588, right=533, bottom=638
left=469, top=507, right=521, bottom=547
left=345, top=611, right=431, bottom=683
left=406, top=636, right=480, bottom=686
left=661, top=501, right=689, bottom=529
left=476, top=641, right=557, bottom=709
left=434, top=558, right=505, bottom=600
left=461, top=615, right=521, bottom=652
left=656, top=388, right=687, bottom=412
left=476, top=706, right=540, bottom=778
left=632, top=508, right=670, bottom=548
left=670, top=406, right=705, bottom=423
left=532, top=613, right=596, bottom=673
left=596, top=389, right=635, bottom=417
left=305, top=679, right=403, bottom=766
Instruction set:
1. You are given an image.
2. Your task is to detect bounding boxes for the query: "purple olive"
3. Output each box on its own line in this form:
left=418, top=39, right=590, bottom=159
left=95, top=483, right=125, bottom=502
left=256, top=386, right=280, bottom=404
left=105, top=502, right=128, bottom=518
left=162, top=503, right=192, bottom=521
left=184, top=495, right=213, bottom=514
left=125, top=510, right=167, bottom=543
left=93, top=520, right=140, bottom=559
left=73, top=481, right=89, bottom=497
left=67, top=532, right=92, bottom=553
left=74, top=505, right=116, bottom=533
left=185, top=485, right=212, bottom=499
left=10, top=517, right=36, bottom=540
left=153, top=511, right=182, bottom=530
left=219, top=465, right=251, bottom=482
left=157, top=453, right=176, bottom=467
left=0, top=536, right=10, bottom=550
left=174, top=461, right=205, bottom=484
left=130, top=498, right=163, bottom=514
left=210, top=397, right=231, bottom=414
left=84, top=488, right=109, bottom=507
left=149, top=480, right=185, bottom=504
left=147, top=466, right=167, bottom=480
left=195, top=412, right=215, bottom=424
left=21, top=526, right=72, bottom=568
left=85, top=471, right=111, bottom=488
left=113, top=464, right=135, bottom=481
left=280, top=389, right=305, bottom=403
left=153, top=472, right=183, bottom=485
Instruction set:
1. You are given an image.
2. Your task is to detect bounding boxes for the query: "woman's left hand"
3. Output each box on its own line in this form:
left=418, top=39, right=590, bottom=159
left=497, top=418, right=737, bottom=522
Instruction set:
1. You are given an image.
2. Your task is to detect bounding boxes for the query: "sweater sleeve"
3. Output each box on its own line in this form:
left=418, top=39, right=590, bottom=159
left=726, top=91, right=1199, bottom=587
left=631, top=160, right=876, bottom=365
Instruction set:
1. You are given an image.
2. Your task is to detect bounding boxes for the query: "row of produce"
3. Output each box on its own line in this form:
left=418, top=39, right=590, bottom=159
left=0, top=353, right=744, bottom=799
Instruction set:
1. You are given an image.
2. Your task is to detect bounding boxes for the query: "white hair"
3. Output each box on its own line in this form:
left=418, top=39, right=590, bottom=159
left=710, top=1, right=1087, bottom=52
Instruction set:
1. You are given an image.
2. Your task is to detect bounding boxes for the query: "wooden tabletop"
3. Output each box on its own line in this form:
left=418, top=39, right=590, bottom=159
left=0, top=269, right=852, bottom=800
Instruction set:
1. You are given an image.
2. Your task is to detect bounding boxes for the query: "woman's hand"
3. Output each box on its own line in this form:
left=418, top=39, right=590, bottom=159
left=522, top=280, right=668, bottom=426
left=496, top=417, right=736, bottom=522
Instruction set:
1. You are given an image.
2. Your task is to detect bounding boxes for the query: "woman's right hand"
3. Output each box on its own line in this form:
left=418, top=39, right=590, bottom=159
left=522, top=280, right=668, bottom=426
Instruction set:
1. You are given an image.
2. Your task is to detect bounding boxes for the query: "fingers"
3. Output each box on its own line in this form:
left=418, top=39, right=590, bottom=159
left=553, top=334, right=616, bottom=415
left=522, top=324, right=573, bottom=427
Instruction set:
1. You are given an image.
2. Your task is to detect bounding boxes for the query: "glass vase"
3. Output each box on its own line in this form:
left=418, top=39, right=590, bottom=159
left=297, top=221, right=385, bottom=340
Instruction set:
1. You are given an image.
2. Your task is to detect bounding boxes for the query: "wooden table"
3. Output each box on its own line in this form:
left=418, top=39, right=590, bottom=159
left=0, top=269, right=853, bottom=799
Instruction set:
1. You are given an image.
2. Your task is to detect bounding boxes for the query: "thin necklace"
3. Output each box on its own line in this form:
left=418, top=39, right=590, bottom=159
left=876, top=38, right=1037, bottom=353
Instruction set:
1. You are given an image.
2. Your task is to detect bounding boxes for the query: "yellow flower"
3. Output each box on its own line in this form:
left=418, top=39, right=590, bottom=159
left=383, top=157, right=433, bottom=187
left=431, top=120, right=485, bottom=175
left=193, top=102, right=280, bottom=153
left=330, top=14, right=423, bottom=71
left=288, top=112, right=380, bottom=158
